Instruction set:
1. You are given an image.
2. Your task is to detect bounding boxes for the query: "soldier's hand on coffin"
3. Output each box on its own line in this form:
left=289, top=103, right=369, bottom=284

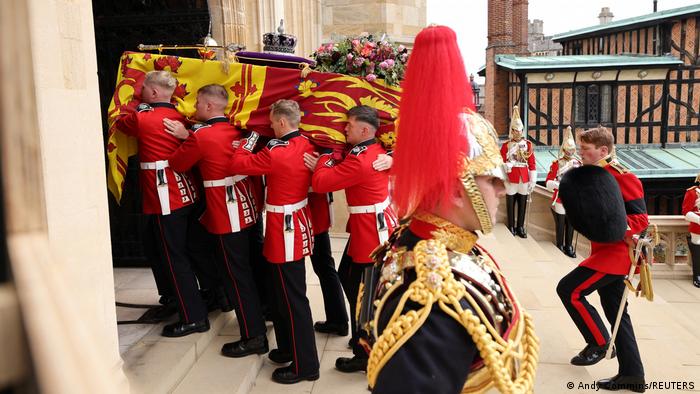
left=231, top=140, right=241, bottom=149
left=303, top=152, right=320, bottom=171
left=372, top=153, right=393, bottom=171
left=163, top=118, right=189, bottom=140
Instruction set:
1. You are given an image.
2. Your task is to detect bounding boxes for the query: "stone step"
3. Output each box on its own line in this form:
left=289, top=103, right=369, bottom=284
left=122, top=311, right=233, bottom=394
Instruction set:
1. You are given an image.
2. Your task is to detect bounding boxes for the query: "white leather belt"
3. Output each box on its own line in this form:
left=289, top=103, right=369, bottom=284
left=202, top=175, right=248, bottom=188
left=348, top=197, right=391, bottom=244
left=140, top=160, right=171, bottom=215
left=510, top=163, right=528, bottom=168
left=203, top=176, right=248, bottom=232
left=265, top=198, right=308, bottom=261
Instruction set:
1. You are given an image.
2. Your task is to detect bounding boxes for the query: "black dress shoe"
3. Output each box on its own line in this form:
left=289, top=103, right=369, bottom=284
left=563, top=245, right=577, bottom=258
left=571, top=344, right=615, bottom=366
left=508, top=227, right=516, bottom=236
left=335, top=356, right=367, bottom=373
left=221, top=335, right=269, bottom=358
left=271, top=366, right=319, bottom=384
left=268, top=348, right=292, bottom=364
left=314, top=321, right=349, bottom=336
left=516, top=226, right=527, bottom=238
left=693, top=276, right=700, bottom=288
left=597, top=375, right=646, bottom=392
left=162, top=319, right=210, bottom=337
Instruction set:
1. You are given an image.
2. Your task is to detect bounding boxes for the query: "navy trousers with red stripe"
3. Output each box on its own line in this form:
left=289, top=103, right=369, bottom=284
left=311, top=232, right=348, bottom=325
left=557, top=266, right=644, bottom=377
left=152, top=206, right=207, bottom=323
left=270, top=259, right=320, bottom=376
left=338, top=240, right=367, bottom=358
left=216, top=228, right=266, bottom=339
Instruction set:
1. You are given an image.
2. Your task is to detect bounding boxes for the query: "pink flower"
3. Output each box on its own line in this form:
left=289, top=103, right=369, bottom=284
left=398, top=44, right=406, bottom=52
left=385, top=59, right=395, bottom=67
left=353, top=56, right=365, bottom=67
left=401, top=53, right=408, bottom=62
left=347, top=53, right=354, bottom=60
left=365, top=73, right=377, bottom=82
left=379, top=61, right=389, bottom=69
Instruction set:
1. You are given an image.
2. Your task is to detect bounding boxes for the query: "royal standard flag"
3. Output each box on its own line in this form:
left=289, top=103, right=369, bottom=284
left=107, top=51, right=401, bottom=202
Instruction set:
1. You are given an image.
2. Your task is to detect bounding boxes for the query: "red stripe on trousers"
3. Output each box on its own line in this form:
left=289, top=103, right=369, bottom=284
left=571, top=271, right=607, bottom=346
left=219, top=236, right=249, bottom=338
left=277, top=265, right=299, bottom=374
left=156, top=216, right=189, bottom=323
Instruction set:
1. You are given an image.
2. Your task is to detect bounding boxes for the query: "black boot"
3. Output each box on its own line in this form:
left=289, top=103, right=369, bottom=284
left=516, top=193, right=528, bottom=238
left=221, top=335, right=269, bottom=358
left=688, top=237, right=700, bottom=288
left=506, top=194, right=516, bottom=235
left=563, top=216, right=577, bottom=258
left=552, top=210, right=564, bottom=251
left=596, top=375, right=646, bottom=392
left=335, top=356, right=368, bottom=373
left=570, top=343, right=615, bottom=366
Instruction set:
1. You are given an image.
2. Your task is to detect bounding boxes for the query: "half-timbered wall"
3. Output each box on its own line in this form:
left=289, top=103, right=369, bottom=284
left=558, top=14, right=700, bottom=144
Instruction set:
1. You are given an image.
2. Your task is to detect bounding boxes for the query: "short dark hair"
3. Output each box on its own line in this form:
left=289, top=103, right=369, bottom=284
left=579, top=125, right=614, bottom=152
left=347, top=105, right=379, bottom=130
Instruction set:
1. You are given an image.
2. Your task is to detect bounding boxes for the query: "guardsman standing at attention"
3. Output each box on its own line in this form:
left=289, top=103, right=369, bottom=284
left=166, top=84, right=268, bottom=357
left=682, top=172, right=700, bottom=288
left=230, top=99, right=319, bottom=384
left=115, top=70, right=209, bottom=337
left=304, top=105, right=398, bottom=374
left=557, top=126, right=648, bottom=393
left=545, top=126, right=582, bottom=258
left=500, top=105, right=536, bottom=238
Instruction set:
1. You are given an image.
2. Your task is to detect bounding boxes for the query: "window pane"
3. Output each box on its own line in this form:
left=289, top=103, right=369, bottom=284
left=601, top=85, right=612, bottom=123
left=587, top=85, right=599, bottom=124
left=575, top=86, right=586, bottom=123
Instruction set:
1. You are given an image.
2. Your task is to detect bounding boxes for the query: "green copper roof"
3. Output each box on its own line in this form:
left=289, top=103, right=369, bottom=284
left=553, top=4, right=700, bottom=41
left=533, top=144, right=700, bottom=181
left=495, top=54, right=682, bottom=71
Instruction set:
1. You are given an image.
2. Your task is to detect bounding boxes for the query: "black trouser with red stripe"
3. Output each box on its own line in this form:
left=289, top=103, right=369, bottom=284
left=215, top=228, right=266, bottom=339
left=249, top=219, right=271, bottom=313
left=270, top=259, right=320, bottom=376
left=310, top=231, right=348, bottom=325
left=557, top=266, right=644, bottom=376
left=152, top=206, right=207, bottom=323
left=338, top=240, right=367, bottom=358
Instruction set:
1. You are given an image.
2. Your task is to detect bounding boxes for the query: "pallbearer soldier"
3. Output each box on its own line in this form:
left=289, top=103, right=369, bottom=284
left=363, top=26, right=539, bottom=393
left=304, top=105, right=398, bottom=373
left=545, top=126, right=582, bottom=257
left=557, top=126, right=647, bottom=392
left=230, top=99, right=320, bottom=384
left=682, top=172, right=700, bottom=288
left=307, top=174, right=350, bottom=337
left=500, top=105, right=536, bottom=238
left=167, top=84, right=267, bottom=356
left=115, top=70, right=209, bottom=337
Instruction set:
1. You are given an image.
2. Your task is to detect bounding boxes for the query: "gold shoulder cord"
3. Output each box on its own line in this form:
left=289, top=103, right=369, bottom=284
left=367, top=239, right=539, bottom=393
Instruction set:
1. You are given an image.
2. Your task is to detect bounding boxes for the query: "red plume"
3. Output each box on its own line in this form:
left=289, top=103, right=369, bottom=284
left=391, top=25, right=474, bottom=217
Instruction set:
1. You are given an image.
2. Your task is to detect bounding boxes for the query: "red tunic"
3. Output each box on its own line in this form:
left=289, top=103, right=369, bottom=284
left=682, top=186, right=700, bottom=235
left=168, top=116, right=259, bottom=234
left=308, top=192, right=333, bottom=235
left=545, top=158, right=582, bottom=203
left=580, top=162, right=649, bottom=275
left=115, top=102, right=198, bottom=215
left=230, top=130, right=314, bottom=263
left=312, top=140, right=398, bottom=263
left=500, top=139, right=536, bottom=183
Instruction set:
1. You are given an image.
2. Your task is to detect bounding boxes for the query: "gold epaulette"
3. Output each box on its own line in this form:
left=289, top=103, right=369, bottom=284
left=609, top=161, right=629, bottom=174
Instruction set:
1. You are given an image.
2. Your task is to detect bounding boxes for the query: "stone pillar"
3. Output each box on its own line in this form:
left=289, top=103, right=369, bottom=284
left=284, top=0, right=322, bottom=57
left=485, top=0, right=516, bottom=135
left=21, top=0, right=128, bottom=388
left=321, top=0, right=426, bottom=47
left=208, top=0, right=248, bottom=49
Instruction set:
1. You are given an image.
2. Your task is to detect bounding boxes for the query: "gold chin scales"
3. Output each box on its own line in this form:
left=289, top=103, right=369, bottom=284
left=367, top=239, right=539, bottom=394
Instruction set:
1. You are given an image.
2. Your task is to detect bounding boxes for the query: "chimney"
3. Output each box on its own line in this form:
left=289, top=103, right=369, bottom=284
left=512, top=0, right=529, bottom=55
left=598, top=7, right=614, bottom=25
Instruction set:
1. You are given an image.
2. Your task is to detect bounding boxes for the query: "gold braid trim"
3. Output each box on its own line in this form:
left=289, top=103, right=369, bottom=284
left=412, top=212, right=478, bottom=254
left=367, top=240, right=539, bottom=393
left=459, top=172, right=494, bottom=234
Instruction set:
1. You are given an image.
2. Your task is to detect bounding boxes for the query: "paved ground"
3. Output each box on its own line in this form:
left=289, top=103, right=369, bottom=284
left=115, top=224, right=700, bottom=393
